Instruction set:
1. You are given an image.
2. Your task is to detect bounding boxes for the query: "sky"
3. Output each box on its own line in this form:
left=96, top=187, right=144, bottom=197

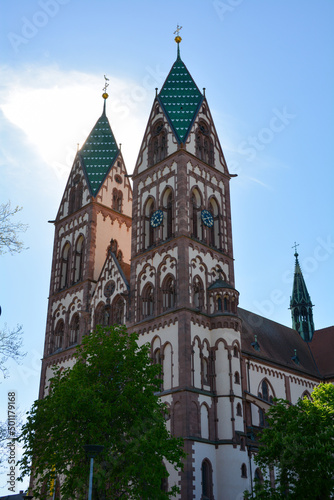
left=0, top=0, right=333, bottom=493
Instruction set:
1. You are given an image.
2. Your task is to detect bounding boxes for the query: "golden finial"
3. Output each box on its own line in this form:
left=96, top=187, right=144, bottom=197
left=102, top=75, right=109, bottom=99
left=174, top=24, right=182, bottom=44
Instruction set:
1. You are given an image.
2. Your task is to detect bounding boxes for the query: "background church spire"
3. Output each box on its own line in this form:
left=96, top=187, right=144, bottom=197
left=290, top=244, right=315, bottom=341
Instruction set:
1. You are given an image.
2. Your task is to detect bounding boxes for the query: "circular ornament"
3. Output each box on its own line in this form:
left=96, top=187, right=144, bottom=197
left=104, top=280, right=115, bottom=298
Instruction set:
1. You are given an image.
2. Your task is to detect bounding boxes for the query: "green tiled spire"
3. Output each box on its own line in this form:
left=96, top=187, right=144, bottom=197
left=79, top=106, right=119, bottom=196
left=290, top=249, right=315, bottom=341
left=158, top=50, right=203, bottom=144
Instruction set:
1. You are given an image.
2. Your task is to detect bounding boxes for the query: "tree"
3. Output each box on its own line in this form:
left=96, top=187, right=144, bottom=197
left=0, top=201, right=27, bottom=377
left=0, top=324, right=25, bottom=379
left=245, top=383, right=334, bottom=499
left=18, top=325, right=185, bottom=499
left=0, top=201, right=28, bottom=255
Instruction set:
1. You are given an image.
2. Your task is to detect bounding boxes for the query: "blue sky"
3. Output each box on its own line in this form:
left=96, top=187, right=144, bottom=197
left=0, top=0, right=333, bottom=492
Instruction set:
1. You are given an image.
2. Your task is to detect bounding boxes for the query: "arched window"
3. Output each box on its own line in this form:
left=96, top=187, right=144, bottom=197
left=73, top=235, right=84, bottom=283
left=217, top=295, right=222, bottom=311
left=196, top=121, right=214, bottom=166
left=160, top=476, right=168, bottom=492
left=60, top=243, right=70, bottom=289
left=162, top=275, right=175, bottom=311
left=236, top=402, right=242, bottom=416
left=154, top=347, right=162, bottom=366
left=68, top=177, right=82, bottom=214
left=208, top=197, right=220, bottom=248
left=201, top=459, right=213, bottom=500
left=193, top=276, right=204, bottom=310
left=153, top=347, right=163, bottom=390
left=234, top=371, right=240, bottom=384
left=162, top=188, right=173, bottom=240
left=53, top=320, right=64, bottom=351
left=112, top=188, right=123, bottom=213
left=202, top=357, right=208, bottom=385
left=68, top=187, right=76, bottom=214
left=233, top=345, right=239, bottom=358
left=117, top=250, right=123, bottom=262
left=224, top=295, right=230, bottom=312
left=241, top=463, right=247, bottom=478
left=142, top=284, right=154, bottom=319
left=95, top=303, right=106, bottom=327
left=69, top=314, right=80, bottom=346
left=113, top=296, right=124, bottom=325
left=144, top=198, right=155, bottom=249
left=149, top=121, right=167, bottom=166
left=302, top=391, right=312, bottom=401
left=75, top=182, right=83, bottom=211
left=191, top=188, right=202, bottom=240
left=261, top=380, right=269, bottom=401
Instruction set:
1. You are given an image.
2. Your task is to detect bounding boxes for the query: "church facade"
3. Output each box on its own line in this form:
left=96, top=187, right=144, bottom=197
left=38, top=39, right=333, bottom=499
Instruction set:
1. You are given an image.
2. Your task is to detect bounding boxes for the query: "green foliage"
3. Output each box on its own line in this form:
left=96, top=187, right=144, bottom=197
left=18, top=325, right=185, bottom=499
left=245, top=383, right=334, bottom=499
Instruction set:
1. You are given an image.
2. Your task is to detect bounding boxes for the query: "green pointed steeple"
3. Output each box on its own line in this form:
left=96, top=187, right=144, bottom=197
left=290, top=248, right=315, bottom=341
left=158, top=40, right=203, bottom=144
left=79, top=101, right=119, bottom=197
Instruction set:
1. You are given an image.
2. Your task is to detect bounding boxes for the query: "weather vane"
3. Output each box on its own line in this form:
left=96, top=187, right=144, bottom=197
left=174, top=24, right=182, bottom=36
left=102, top=75, right=109, bottom=99
left=174, top=24, right=182, bottom=48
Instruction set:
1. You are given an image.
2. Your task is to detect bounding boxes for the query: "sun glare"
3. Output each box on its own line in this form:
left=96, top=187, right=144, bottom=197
left=0, top=67, right=149, bottom=180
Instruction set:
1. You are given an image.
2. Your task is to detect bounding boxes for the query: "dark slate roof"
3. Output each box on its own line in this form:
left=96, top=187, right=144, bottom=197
left=238, top=308, right=320, bottom=378
left=290, top=254, right=312, bottom=307
left=309, top=326, right=334, bottom=378
left=79, top=110, right=119, bottom=196
left=0, top=493, right=26, bottom=500
left=158, top=55, right=203, bottom=143
left=208, top=279, right=235, bottom=291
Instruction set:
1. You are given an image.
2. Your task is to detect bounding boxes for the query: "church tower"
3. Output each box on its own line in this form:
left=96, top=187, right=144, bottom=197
left=129, top=36, right=244, bottom=498
left=39, top=92, right=132, bottom=397
left=290, top=247, right=315, bottom=341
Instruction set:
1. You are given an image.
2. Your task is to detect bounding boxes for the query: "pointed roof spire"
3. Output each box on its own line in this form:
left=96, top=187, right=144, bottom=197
left=158, top=29, right=203, bottom=144
left=79, top=79, right=119, bottom=196
left=290, top=244, right=315, bottom=341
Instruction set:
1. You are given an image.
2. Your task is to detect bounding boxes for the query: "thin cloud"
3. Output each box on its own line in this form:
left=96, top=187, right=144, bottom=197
left=0, top=65, right=150, bottom=179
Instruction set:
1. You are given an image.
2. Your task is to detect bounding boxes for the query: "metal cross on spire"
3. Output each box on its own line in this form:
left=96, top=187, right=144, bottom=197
left=292, top=241, right=300, bottom=256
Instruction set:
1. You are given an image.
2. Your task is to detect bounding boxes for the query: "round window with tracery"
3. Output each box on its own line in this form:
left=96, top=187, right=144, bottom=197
left=104, top=280, right=115, bottom=298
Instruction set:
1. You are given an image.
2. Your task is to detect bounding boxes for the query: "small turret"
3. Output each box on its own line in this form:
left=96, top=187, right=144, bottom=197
left=290, top=244, right=315, bottom=341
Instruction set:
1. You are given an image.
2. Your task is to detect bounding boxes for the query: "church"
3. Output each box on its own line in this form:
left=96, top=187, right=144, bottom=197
left=37, top=35, right=333, bottom=499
